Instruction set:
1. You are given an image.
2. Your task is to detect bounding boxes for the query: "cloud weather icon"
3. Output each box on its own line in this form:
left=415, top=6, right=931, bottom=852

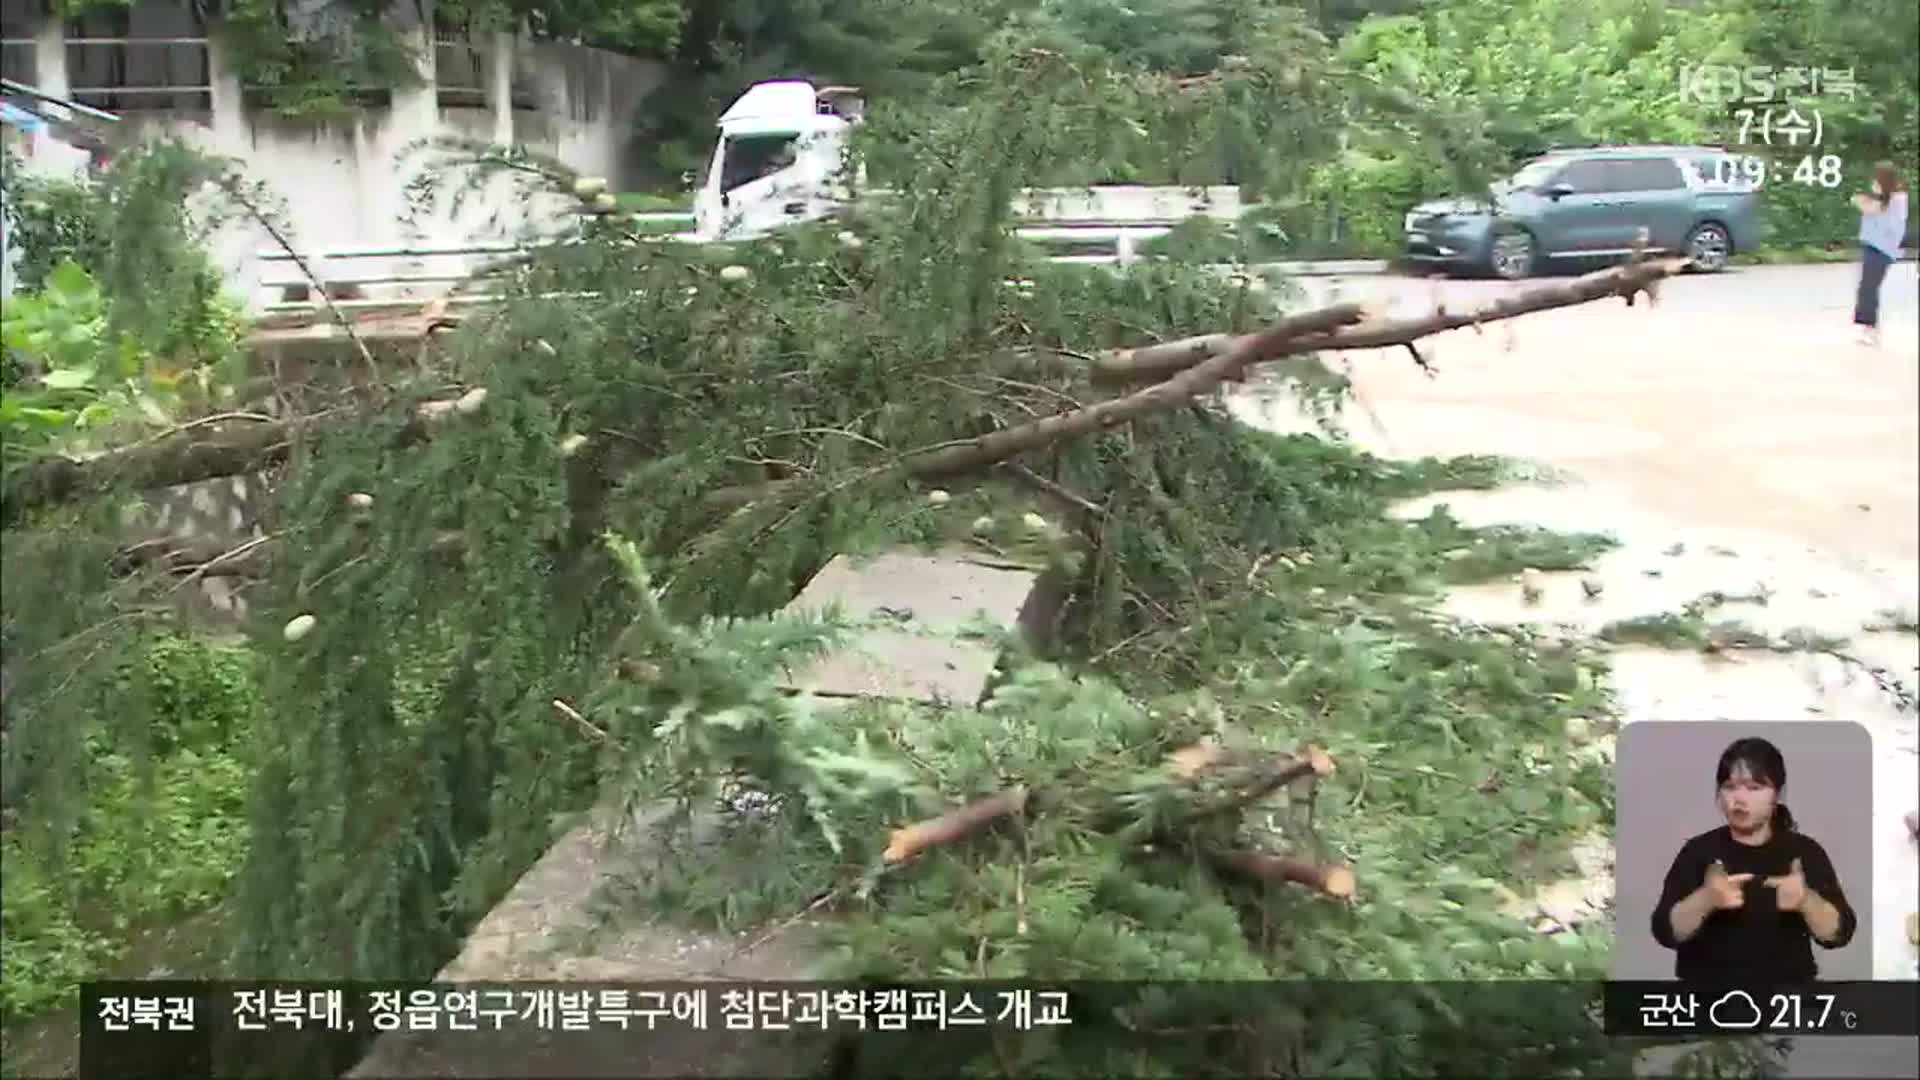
left=1709, top=990, right=1763, bottom=1029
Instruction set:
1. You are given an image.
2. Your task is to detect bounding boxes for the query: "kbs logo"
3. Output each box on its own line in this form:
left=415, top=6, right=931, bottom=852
left=1678, top=65, right=1857, bottom=105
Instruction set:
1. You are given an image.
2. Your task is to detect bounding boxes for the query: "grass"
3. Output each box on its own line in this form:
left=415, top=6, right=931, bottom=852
left=1734, top=244, right=1860, bottom=266
left=0, top=636, right=260, bottom=1027
left=614, top=191, right=695, bottom=214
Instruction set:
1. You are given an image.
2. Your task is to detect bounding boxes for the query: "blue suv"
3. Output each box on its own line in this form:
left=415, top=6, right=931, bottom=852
left=1402, top=146, right=1765, bottom=279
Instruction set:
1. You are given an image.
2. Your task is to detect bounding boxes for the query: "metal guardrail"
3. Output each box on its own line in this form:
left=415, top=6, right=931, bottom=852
left=252, top=214, right=1386, bottom=314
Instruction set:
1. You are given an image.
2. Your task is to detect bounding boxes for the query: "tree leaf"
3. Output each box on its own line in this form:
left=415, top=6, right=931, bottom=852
left=18, top=407, right=73, bottom=427
left=41, top=367, right=98, bottom=391
left=58, top=321, right=102, bottom=349
left=45, top=260, right=97, bottom=301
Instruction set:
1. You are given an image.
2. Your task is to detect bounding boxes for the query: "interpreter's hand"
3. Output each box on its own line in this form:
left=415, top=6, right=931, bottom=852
left=1705, top=859, right=1755, bottom=910
left=1765, top=858, right=1807, bottom=913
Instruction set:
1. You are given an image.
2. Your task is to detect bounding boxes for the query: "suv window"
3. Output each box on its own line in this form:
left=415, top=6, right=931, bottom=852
left=1612, top=157, right=1687, bottom=191
left=1556, top=159, right=1613, bottom=193
left=1682, top=154, right=1721, bottom=184
left=1687, top=153, right=1756, bottom=188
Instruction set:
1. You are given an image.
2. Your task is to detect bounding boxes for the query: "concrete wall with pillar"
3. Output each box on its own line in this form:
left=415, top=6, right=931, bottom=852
left=2, top=0, right=665, bottom=309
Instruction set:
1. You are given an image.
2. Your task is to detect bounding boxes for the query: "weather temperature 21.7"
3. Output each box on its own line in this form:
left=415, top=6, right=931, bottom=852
left=1608, top=982, right=1919, bottom=1037
left=1668, top=989, right=1854, bottom=1033
left=1712, top=154, right=1844, bottom=188
left=1762, top=991, right=1848, bottom=1032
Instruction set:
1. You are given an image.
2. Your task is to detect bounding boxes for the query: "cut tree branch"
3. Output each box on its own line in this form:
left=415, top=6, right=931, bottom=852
left=883, top=786, right=1029, bottom=865
left=1170, top=742, right=1336, bottom=823
left=1090, top=257, right=1690, bottom=386
left=879, top=743, right=1337, bottom=866
left=1213, top=850, right=1356, bottom=898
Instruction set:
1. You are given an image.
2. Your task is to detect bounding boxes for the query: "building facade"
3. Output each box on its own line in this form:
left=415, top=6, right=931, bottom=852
left=1, top=1, right=665, bottom=308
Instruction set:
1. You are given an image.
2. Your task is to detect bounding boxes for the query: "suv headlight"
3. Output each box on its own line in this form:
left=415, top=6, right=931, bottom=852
left=1404, top=211, right=1418, bottom=232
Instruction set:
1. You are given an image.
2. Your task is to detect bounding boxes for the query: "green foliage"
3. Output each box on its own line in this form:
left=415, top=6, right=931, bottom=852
left=213, top=0, right=425, bottom=120
left=628, top=0, right=1012, bottom=185
left=582, top=452, right=1633, bottom=1076
left=6, top=19, right=1846, bottom=1076
left=1316, top=0, right=1734, bottom=248
left=0, top=141, right=251, bottom=477
left=1599, top=612, right=1711, bottom=649
left=0, top=848, right=110, bottom=1021
left=0, top=151, right=113, bottom=297
left=624, top=0, right=1910, bottom=254
left=0, top=261, right=215, bottom=464
left=61, top=0, right=679, bottom=120
left=1, top=634, right=261, bottom=1022
left=1661, top=1036, right=1793, bottom=1079
left=1137, top=215, right=1292, bottom=263
left=226, top=49, right=1327, bottom=994
left=1312, top=0, right=1917, bottom=252
left=667, top=0, right=1893, bottom=254
left=0, top=141, right=269, bottom=1030
left=0, top=140, right=250, bottom=360
left=184, top=46, right=1666, bottom=1078
left=614, top=191, right=695, bottom=213
left=439, top=0, right=689, bottom=56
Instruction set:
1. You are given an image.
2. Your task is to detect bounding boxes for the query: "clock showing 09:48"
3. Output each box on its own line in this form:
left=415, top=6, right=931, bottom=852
left=1710, top=153, right=1846, bottom=189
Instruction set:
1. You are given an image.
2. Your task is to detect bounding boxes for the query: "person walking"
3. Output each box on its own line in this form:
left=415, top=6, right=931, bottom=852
left=1853, top=161, right=1909, bottom=347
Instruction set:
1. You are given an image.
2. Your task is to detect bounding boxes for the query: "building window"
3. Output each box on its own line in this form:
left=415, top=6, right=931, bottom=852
left=62, top=8, right=211, bottom=113
left=1, top=10, right=36, bottom=88
left=507, top=46, right=540, bottom=112
left=434, top=35, right=487, bottom=110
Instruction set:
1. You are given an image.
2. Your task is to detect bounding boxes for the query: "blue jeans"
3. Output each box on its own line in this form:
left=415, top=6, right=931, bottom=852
left=1854, top=244, right=1892, bottom=327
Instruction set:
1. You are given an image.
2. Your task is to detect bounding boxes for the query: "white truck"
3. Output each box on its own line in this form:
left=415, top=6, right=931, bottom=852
left=690, top=80, right=1244, bottom=247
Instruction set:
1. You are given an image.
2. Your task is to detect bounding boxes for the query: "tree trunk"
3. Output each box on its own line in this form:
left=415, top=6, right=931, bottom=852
left=1090, top=257, right=1689, bottom=387
left=4, top=421, right=306, bottom=527
left=907, top=304, right=1365, bottom=480
left=2, top=392, right=475, bottom=527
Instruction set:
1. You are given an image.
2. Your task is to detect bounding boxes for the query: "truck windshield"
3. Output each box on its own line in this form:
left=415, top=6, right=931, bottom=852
left=720, top=133, right=802, bottom=193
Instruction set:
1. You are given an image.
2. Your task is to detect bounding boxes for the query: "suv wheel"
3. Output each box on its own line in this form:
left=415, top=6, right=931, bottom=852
left=1685, top=223, right=1731, bottom=272
left=1489, top=230, right=1535, bottom=280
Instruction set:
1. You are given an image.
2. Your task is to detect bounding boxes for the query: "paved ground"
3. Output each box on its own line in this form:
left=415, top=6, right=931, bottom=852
left=1237, top=261, right=1919, bottom=1079
left=1274, top=262, right=1920, bottom=570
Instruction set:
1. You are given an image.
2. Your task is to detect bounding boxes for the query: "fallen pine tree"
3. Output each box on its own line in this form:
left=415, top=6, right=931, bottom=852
left=1, top=45, right=1785, bottom=1080
left=7, top=255, right=1680, bottom=545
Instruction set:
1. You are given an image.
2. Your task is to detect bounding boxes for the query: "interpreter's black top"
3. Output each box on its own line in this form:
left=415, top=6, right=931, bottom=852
left=1650, top=826, right=1857, bottom=984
